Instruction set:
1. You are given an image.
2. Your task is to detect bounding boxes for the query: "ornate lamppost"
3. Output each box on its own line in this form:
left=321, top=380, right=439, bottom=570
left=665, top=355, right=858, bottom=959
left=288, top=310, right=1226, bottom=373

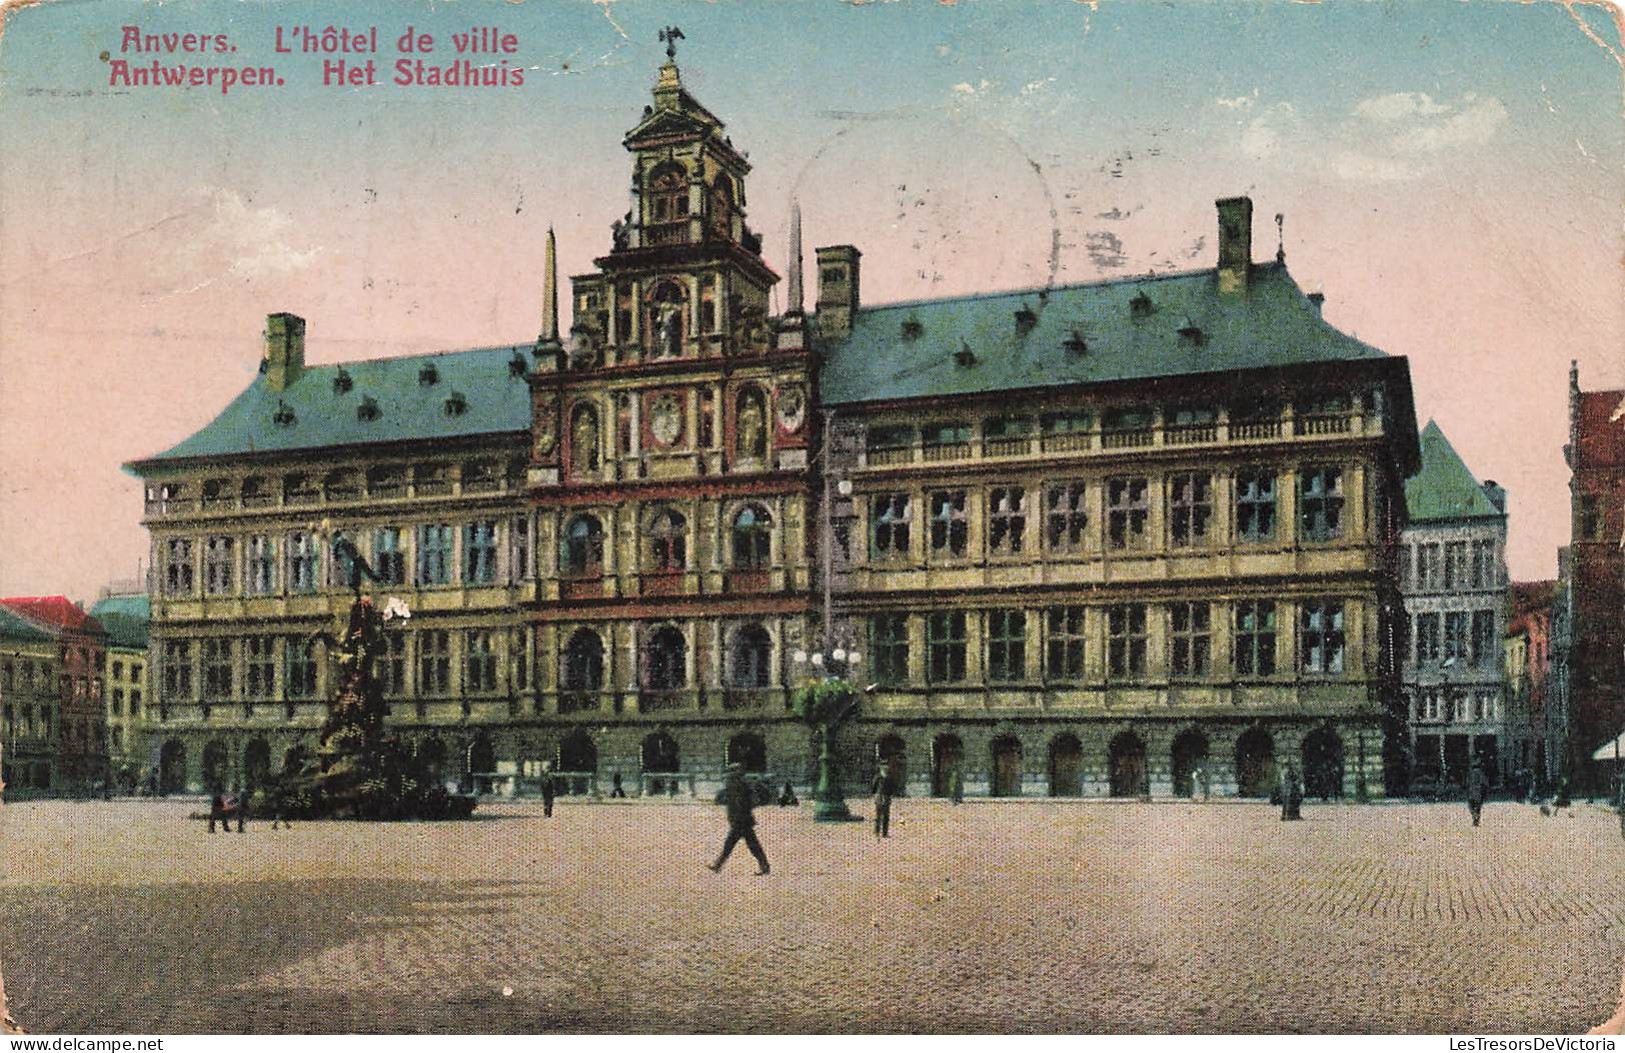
left=790, top=646, right=863, bottom=822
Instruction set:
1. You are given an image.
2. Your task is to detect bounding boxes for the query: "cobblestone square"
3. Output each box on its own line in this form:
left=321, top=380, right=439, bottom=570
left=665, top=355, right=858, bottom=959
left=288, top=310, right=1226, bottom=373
left=3, top=798, right=1624, bottom=1034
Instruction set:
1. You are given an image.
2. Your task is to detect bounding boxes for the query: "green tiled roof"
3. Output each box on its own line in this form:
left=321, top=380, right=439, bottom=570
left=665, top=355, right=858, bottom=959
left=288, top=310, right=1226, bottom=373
left=818, top=261, right=1389, bottom=405
left=89, top=595, right=149, bottom=649
left=129, top=345, right=533, bottom=467
left=1405, top=420, right=1503, bottom=522
left=0, top=605, right=53, bottom=644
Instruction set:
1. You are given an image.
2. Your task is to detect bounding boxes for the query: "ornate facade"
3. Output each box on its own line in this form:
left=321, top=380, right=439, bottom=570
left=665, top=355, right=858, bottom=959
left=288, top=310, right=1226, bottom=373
left=126, top=51, right=1421, bottom=798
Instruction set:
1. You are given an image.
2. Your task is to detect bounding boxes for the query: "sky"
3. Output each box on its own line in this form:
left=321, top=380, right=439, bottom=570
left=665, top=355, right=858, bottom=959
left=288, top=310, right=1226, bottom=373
left=0, top=0, right=1621, bottom=602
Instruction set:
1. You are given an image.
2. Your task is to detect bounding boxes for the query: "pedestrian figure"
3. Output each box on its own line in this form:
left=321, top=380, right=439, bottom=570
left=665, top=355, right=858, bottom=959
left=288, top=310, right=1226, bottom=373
left=872, top=767, right=893, bottom=838
left=208, top=793, right=231, bottom=834
left=1197, top=764, right=1211, bottom=802
left=777, top=780, right=799, bottom=807
left=1280, top=765, right=1303, bottom=821
left=610, top=771, right=627, bottom=799
left=708, top=762, right=770, bottom=875
left=1467, top=761, right=1488, bottom=827
left=234, top=791, right=246, bottom=833
left=539, top=761, right=556, bottom=817
left=269, top=774, right=292, bottom=830
left=950, top=765, right=964, bottom=805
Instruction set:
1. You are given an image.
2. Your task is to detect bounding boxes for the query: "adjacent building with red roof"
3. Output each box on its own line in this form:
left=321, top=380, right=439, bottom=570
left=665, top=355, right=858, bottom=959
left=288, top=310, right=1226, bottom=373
left=0, top=597, right=109, bottom=794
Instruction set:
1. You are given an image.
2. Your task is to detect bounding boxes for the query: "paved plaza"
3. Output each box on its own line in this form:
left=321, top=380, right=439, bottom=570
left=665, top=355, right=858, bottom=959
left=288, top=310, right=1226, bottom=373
left=2, top=797, right=1625, bottom=1033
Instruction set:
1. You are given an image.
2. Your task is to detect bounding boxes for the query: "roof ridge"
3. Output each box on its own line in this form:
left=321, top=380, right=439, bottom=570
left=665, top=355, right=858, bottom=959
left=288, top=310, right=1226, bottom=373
left=305, top=342, right=533, bottom=372
left=853, top=260, right=1288, bottom=315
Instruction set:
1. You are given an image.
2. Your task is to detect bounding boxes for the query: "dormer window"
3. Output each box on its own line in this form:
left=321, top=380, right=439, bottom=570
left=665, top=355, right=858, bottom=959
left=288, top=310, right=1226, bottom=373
left=419, top=363, right=439, bottom=387
left=357, top=397, right=381, bottom=422
left=1177, top=321, right=1206, bottom=346
left=1063, top=329, right=1088, bottom=355
left=333, top=368, right=353, bottom=394
left=954, top=342, right=976, bottom=367
left=1014, top=306, right=1037, bottom=335
left=508, top=351, right=528, bottom=377
left=444, top=391, right=467, bottom=417
left=901, top=319, right=924, bottom=341
left=272, top=400, right=296, bottom=427
left=1130, top=291, right=1154, bottom=319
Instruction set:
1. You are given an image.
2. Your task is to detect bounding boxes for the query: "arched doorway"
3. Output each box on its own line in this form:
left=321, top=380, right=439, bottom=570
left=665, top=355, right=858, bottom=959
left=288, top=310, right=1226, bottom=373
left=877, top=734, right=906, bottom=796
left=557, top=731, right=596, bottom=795
left=159, top=739, right=186, bottom=796
left=932, top=734, right=963, bottom=797
left=727, top=732, right=767, bottom=773
left=1049, top=733, right=1083, bottom=797
left=1108, top=732, right=1148, bottom=797
left=202, top=739, right=229, bottom=793
left=1302, top=727, right=1345, bottom=800
left=1235, top=725, right=1277, bottom=798
left=243, top=738, right=272, bottom=793
left=990, top=736, right=1022, bottom=797
left=1171, top=729, right=1210, bottom=798
left=642, top=731, right=680, bottom=795
left=468, top=733, right=497, bottom=794
left=417, top=737, right=446, bottom=785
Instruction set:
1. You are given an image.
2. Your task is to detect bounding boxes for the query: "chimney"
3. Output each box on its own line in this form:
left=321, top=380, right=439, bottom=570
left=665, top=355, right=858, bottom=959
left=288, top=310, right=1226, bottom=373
left=1482, top=480, right=1507, bottom=514
left=263, top=312, right=306, bottom=392
left=1215, top=196, right=1253, bottom=295
left=785, top=200, right=804, bottom=317
left=1307, top=292, right=1325, bottom=316
left=815, top=245, right=861, bottom=340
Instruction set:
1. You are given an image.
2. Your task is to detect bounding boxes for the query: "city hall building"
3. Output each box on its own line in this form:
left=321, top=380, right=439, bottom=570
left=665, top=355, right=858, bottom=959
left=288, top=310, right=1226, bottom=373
left=127, top=52, right=1420, bottom=798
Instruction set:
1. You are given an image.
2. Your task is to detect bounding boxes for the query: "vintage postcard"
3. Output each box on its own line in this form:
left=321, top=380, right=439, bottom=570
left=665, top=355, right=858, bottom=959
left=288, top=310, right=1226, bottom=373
left=2, top=0, right=1624, bottom=1039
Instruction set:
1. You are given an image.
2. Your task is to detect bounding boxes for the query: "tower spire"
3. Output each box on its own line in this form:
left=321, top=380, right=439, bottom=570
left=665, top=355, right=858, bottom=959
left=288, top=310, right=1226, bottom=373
left=540, top=227, right=559, bottom=345
left=786, top=199, right=804, bottom=316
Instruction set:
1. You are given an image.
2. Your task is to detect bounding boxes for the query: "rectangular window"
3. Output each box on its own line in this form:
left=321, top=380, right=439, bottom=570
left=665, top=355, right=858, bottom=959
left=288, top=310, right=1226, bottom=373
left=1472, top=610, right=1497, bottom=668
left=871, top=493, right=911, bottom=561
left=164, top=539, right=194, bottom=596
left=1171, top=601, right=1211, bottom=677
left=418, top=630, right=451, bottom=694
left=463, top=520, right=498, bottom=584
left=1415, top=613, right=1441, bottom=663
left=110, top=688, right=123, bottom=717
left=926, top=611, right=967, bottom=684
left=1443, top=542, right=1467, bottom=589
left=246, top=636, right=276, bottom=698
left=1416, top=543, right=1441, bottom=589
left=1399, top=544, right=1413, bottom=588
left=987, top=610, right=1026, bottom=683
left=1444, top=611, right=1468, bottom=663
left=1045, top=483, right=1088, bottom=553
left=162, top=640, right=192, bottom=699
left=871, top=614, right=910, bottom=687
left=373, top=528, right=406, bottom=586
left=1046, top=606, right=1086, bottom=682
left=512, top=515, right=532, bottom=582
left=246, top=535, right=276, bottom=595
left=1235, top=601, right=1277, bottom=677
left=285, top=637, right=317, bottom=698
left=929, top=490, right=968, bottom=559
left=1580, top=495, right=1601, bottom=540
left=1470, top=540, right=1497, bottom=589
left=417, top=524, right=453, bottom=585
left=988, top=487, right=1027, bottom=555
left=1168, top=473, right=1213, bottom=548
left=1299, top=466, right=1344, bottom=541
left=203, top=537, right=235, bottom=596
left=1300, top=601, right=1346, bottom=674
left=287, top=531, right=320, bottom=593
left=379, top=631, right=407, bottom=696
left=465, top=630, right=497, bottom=693
left=1108, top=604, right=1148, bottom=678
left=203, top=638, right=233, bottom=698
left=1107, top=477, right=1149, bottom=550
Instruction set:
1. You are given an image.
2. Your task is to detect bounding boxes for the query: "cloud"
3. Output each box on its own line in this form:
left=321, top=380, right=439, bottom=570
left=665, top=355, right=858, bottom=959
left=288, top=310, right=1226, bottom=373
left=1215, top=94, right=1255, bottom=110
left=1353, top=92, right=1451, bottom=122
left=1352, top=91, right=1508, bottom=152
left=1239, top=102, right=1298, bottom=161
left=204, top=189, right=321, bottom=277
left=1329, top=150, right=1420, bottom=183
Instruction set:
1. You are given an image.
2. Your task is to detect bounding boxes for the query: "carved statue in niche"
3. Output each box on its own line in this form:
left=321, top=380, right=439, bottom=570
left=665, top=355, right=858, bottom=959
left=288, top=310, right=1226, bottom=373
left=660, top=305, right=683, bottom=358
left=736, top=390, right=766, bottom=461
left=571, top=405, right=600, bottom=474
left=568, top=327, right=598, bottom=370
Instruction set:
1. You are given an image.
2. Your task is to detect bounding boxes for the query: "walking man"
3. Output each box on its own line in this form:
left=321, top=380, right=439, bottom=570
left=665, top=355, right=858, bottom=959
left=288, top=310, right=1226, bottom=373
left=872, top=766, right=893, bottom=838
left=708, top=762, right=770, bottom=875
left=1280, top=764, right=1303, bottom=821
left=1468, top=761, right=1488, bottom=827
left=950, top=764, right=964, bottom=805
left=610, top=771, right=627, bottom=798
left=540, top=761, right=556, bottom=817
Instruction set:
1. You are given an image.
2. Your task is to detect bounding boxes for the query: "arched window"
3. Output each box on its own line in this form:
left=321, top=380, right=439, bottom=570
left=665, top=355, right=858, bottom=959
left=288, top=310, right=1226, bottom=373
left=649, top=508, right=688, bottom=572
left=731, top=505, right=772, bottom=570
left=735, top=387, right=767, bottom=461
left=729, top=624, right=773, bottom=688
left=646, top=626, right=686, bottom=690
left=564, top=629, right=605, bottom=692
left=570, top=403, right=600, bottom=475
left=709, top=174, right=735, bottom=240
left=646, top=163, right=689, bottom=225
left=561, top=515, right=604, bottom=578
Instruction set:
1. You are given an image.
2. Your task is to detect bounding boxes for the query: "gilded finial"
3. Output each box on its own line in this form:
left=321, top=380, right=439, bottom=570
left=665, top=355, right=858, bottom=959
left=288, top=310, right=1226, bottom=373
left=659, top=25, right=684, bottom=60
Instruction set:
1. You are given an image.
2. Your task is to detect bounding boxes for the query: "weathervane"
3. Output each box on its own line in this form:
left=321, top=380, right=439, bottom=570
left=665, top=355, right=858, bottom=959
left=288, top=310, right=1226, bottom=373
left=659, top=25, right=684, bottom=60
left=1275, top=212, right=1286, bottom=263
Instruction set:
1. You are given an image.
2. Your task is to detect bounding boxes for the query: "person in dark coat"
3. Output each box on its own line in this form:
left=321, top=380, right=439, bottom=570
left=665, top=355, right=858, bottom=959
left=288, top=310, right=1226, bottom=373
left=708, top=763, right=770, bottom=875
left=950, top=765, right=964, bottom=804
left=539, top=761, right=556, bottom=817
left=208, top=793, right=231, bottom=833
left=1280, top=765, right=1303, bottom=821
left=1467, top=762, right=1488, bottom=827
left=610, top=771, right=627, bottom=799
left=777, top=780, right=799, bottom=807
left=872, top=767, right=893, bottom=838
